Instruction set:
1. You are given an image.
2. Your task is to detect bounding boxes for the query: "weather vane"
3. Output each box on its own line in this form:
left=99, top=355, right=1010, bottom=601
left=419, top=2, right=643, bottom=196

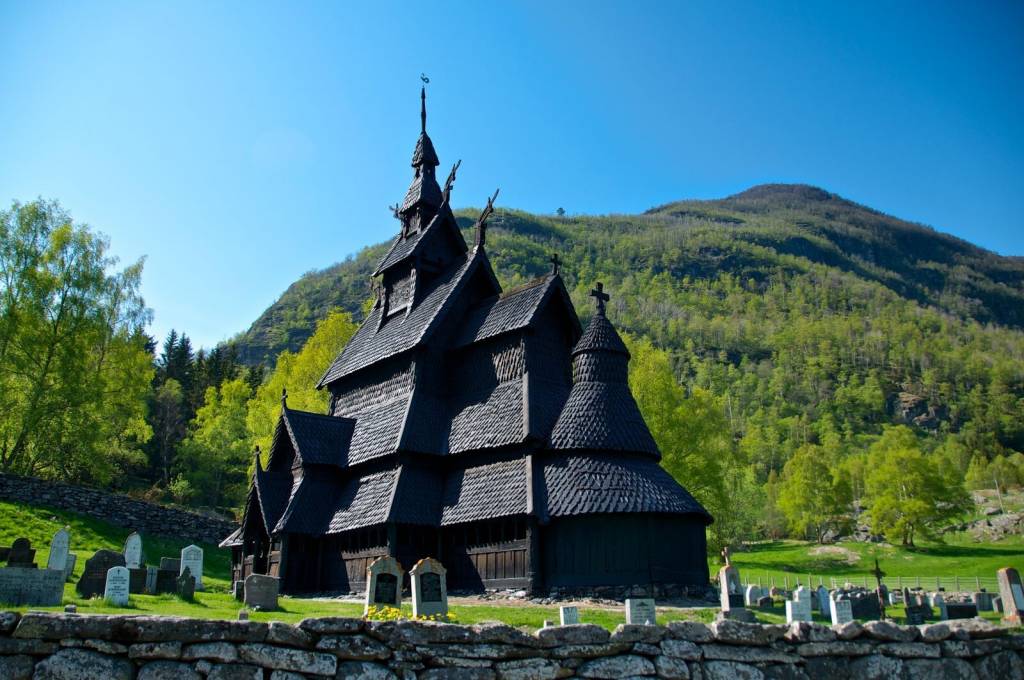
left=421, top=73, right=430, bottom=84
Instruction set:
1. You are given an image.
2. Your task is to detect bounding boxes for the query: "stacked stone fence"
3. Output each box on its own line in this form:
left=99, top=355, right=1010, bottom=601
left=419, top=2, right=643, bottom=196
left=0, top=473, right=233, bottom=546
left=0, top=611, right=1021, bottom=679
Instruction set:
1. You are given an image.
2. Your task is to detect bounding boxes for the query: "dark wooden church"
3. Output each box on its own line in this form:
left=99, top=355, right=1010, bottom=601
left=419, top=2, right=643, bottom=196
left=222, top=89, right=712, bottom=595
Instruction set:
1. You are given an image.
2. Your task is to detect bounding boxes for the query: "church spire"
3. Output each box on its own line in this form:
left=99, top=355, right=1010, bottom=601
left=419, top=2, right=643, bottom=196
left=421, top=86, right=427, bottom=134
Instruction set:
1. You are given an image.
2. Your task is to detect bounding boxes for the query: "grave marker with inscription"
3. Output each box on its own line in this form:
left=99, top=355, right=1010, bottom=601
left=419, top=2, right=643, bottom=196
left=364, top=556, right=403, bottom=613
left=0, top=566, right=64, bottom=606
left=123, top=532, right=143, bottom=569
left=180, top=545, right=204, bottom=591
left=104, top=566, right=130, bottom=606
left=626, top=598, right=657, bottom=625
left=410, top=557, right=447, bottom=618
left=47, top=528, right=70, bottom=573
left=559, top=606, right=579, bottom=625
left=244, top=573, right=279, bottom=610
left=76, top=550, right=126, bottom=598
left=786, top=588, right=812, bottom=623
left=830, top=596, right=853, bottom=625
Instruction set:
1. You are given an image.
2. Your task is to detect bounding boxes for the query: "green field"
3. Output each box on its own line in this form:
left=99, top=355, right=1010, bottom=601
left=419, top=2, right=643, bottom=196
left=0, top=499, right=1019, bottom=629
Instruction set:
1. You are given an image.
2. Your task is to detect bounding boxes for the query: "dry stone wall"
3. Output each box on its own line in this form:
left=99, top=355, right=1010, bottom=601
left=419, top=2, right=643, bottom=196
left=1, top=611, right=1022, bottom=679
left=0, top=473, right=233, bottom=546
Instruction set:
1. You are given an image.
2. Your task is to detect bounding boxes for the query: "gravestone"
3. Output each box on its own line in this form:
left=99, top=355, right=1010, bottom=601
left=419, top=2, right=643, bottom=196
left=233, top=580, right=244, bottom=601
left=76, top=550, right=126, bottom=598
left=993, top=596, right=1003, bottom=613
left=755, top=595, right=773, bottom=609
left=160, top=557, right=180, bottom=572
left=786, top=592, right=812, bottom=623
left=145, top=566, right=158, bottom=594
left=931, top=592, right=947, bottom=620
left=944, top=602, right=979, bottom=620
left=626, top=598, right=657, bottom=625
left=817, top=585, right=830, bottom=615
left=973, top=591, right=993, bottom=612
left=47, top=528, right=70, bottom=573
left=0, top=566, right=64, bottom=606
left=243, top=573, right=279, bottom=610
left=129, top=568, right=148, bottom=593
left=744, top=584, right=761, bottom=606
left=6, top=538, right=36, bottom=568
left=996, top=567, right=1024, bottom=625
left=830, top=595, right=853, bottom=625
left=177, top=566, right=196, bottom=601
left=410, top=557, right=447, bottom=618
left=849, top=590, right=882, bottom=620
left=123, top=532, right=143, bottom=569
left=718, top=564, right=744, bottom=614
left=560, top=606, right=579, bottom=625
left=155, top=569, right=177, bottom=594
left=180, top=545, right=204, bottom=591
left=104, top=566, right=130, bottom=606
left=364, top=556, right=403, bottom=613
left=63, top=554, right=77, bottom=582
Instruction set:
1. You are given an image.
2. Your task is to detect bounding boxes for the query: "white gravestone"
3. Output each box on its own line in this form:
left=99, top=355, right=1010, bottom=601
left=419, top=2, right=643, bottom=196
left=410, top=557, right=448, bottom=618
left=626, top=598, right=657, bottom=625
left=560, top=606, right=579, bottom=625
left=104, top=566, right=130, bottom=606
left=932, top=592, right=948, bottom=620
left=47, top=528, right=70, bottom=573
left=830, top=596, right=853, bottom=625
left=180, top=545, right=204, bottom=591
left=123, top=532, right=143, bottom=569
left=364, top=556, right=403, bottom=614
left=744, top=585, right=761, bottom=606
left=786, top=589, right=812, bottom=623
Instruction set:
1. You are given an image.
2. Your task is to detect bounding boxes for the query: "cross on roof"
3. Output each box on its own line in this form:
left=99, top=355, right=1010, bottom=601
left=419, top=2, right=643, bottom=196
left=550, top=253, right=561, bottom=276
left=590, top=282, right=610, bottom=315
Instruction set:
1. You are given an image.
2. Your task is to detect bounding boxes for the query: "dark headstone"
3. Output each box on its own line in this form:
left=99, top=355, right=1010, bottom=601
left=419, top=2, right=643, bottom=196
left=160, top=557, right=180, bottom=572
left=945, top=603, right=979, bottom=620
left=177, top=567, right=195, bottom=601
left=128, top=568, right=148, bottom=594
left=904, top=605, right=928, bottom=625
left=76, top=550, right=126, bottom=598
left=850, top=591, right=881, bottom=620
left=6, top=538, right=36, bottom=568
left=155, top=569, right=177, bottom=594
left=243, top=573, right=279, bottom=610
left=233, top=580, right=244, bottom=601
left=756, top=595, right=773, bottom=609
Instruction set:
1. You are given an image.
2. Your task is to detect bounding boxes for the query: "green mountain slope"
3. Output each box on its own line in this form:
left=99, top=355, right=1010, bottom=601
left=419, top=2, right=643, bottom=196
left=233, top=184, right=1024, bottom=463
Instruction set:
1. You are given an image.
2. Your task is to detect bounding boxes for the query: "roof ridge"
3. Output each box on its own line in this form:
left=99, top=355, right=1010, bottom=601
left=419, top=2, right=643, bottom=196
left=500, top=273, right=554, bottom=298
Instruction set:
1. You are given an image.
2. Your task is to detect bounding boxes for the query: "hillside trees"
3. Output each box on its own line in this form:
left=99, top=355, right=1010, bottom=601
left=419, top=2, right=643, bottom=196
left=863, top=426, right=971, bottom=546
left=0, top=199, right=152, bottom=484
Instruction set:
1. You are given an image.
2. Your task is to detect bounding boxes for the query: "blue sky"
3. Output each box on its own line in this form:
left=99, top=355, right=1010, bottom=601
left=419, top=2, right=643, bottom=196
left=2, top=1, right=1022, bottom=350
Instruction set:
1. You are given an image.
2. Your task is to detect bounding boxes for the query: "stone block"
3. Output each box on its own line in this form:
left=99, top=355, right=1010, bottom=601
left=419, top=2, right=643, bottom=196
left=138, top=660, right=203, bottom=680
left=576, top=654, right=655, bottom=678
left=33, top=648, right=134, bottom=680
left=237, top=642, right=337, bottom=675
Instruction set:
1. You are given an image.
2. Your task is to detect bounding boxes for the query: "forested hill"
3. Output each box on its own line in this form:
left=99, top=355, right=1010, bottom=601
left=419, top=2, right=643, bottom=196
left=233, top=183, right=1024, bottom=463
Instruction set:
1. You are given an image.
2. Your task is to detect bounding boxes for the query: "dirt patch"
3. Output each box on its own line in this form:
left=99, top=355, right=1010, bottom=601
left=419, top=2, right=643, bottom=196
left=808, top=546, right=861, bottom=564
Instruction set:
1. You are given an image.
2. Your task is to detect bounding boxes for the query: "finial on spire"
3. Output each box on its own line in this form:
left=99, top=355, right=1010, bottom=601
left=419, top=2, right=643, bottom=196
left=419, top=73, right=429, bottom=134
left=254, top=445, right=262, bottom=471
left=474, top=188, right=500, bottom=248
left=590, top=282, right=610, bottom=315
left=281, top=387, right=287, bottom=407
left=550, top=253, right=561, bottom=276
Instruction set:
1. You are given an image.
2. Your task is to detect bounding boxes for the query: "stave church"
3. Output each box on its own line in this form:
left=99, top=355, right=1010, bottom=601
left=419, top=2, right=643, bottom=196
left=221, top=89, right=712, bottom=595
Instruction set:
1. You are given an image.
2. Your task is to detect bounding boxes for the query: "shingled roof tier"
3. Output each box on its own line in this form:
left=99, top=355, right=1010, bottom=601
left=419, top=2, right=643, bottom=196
left=538, top=452, right=711, bottom=521
left=441, top=457, right=528, bottom=526
left=454, top=274, right=579, bottom=348
left=572, top=311, right=630, bottom=357
left=278, top=407, right=355, bottom=467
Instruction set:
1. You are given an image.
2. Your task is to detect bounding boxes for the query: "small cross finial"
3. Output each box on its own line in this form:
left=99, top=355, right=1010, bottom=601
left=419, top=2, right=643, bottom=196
left=550, top=253, right=561, bottom=276
left=281, top=387, right=287, bottom=407
left=590, top=282, right=610, bottom=315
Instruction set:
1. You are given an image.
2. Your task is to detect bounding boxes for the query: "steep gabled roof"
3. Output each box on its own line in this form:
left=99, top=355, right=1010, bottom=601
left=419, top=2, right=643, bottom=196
left=538, top=452, right=711, bottom=522
left=318, top=248, right=495, bottom=387
left=453, top=273, right=580, bottom=348
left=373, top=202, right=467, bottom=275
left=280, top=408, right=355, bottom=467
left=448, top=378, right=526, bottom=455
